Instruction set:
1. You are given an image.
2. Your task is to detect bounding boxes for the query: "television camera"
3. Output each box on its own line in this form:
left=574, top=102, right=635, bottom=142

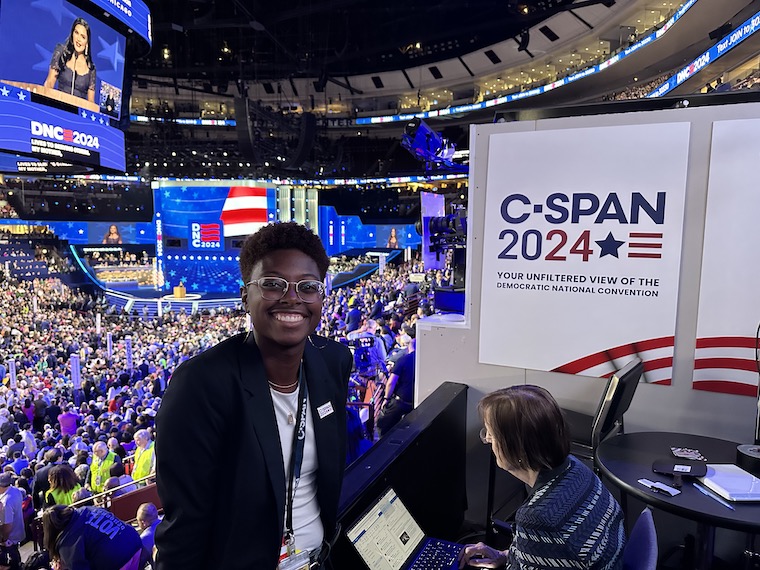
left=401, top=118, right=467, bottom=173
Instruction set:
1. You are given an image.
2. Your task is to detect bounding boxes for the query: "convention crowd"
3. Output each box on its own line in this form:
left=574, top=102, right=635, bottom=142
left=0, top=256, right=449, bottom=568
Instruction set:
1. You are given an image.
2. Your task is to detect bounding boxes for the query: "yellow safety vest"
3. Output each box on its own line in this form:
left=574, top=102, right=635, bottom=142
left=46, top=484, right=81, bottom=506
left=90, top=451, right=116, bottom=493
left=133, top=441, right=155, bottom=481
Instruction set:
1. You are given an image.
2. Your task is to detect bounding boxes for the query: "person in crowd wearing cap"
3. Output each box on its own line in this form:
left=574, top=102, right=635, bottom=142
left=0, top=471, right=24, bottom=570
left=88, top=441, right=118, bottom=494
left=43, top=505, right=143, bottom=570
left=155, top=222, right=352, bottom=570
left=131, top=429, right=155, bottom=484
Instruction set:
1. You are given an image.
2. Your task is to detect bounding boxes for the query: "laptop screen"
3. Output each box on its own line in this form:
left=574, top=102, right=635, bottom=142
left=346, top=488, right=426, bottom=570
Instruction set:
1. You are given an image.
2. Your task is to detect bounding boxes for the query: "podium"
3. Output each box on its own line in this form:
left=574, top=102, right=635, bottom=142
left=173, top=283, right=186, bottom=298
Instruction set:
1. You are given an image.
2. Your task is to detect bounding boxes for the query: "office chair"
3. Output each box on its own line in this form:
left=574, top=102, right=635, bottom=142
left=622, top=507, right=658, bottom=570
left=563, top=357, right=644, bottom=462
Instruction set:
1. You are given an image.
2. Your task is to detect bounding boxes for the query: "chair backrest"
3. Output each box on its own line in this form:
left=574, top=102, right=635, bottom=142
left=622, top=507, right=658, bottom=570
left=109, top=482, right=162, bottom=523
left=590, top=357, right=643, bottom=449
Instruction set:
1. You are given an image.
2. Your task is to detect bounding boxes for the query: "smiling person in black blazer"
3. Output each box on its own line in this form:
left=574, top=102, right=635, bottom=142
left=155, top=222, right=352, bottom=570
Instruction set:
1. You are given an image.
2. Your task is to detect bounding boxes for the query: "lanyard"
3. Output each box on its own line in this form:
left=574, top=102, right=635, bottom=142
left=284, top=361, right=307, bottom=546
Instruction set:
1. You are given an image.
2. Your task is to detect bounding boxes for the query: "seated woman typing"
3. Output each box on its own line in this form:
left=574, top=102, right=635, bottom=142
left=459, top=385, right=625, bottom=570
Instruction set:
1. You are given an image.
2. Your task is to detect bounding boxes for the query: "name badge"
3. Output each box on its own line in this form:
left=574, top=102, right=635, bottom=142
left=317, top=401, right=334, bottom=419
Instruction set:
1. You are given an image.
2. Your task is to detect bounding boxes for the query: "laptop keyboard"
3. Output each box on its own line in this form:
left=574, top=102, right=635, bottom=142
left=409, top=539, right=461, bottom=570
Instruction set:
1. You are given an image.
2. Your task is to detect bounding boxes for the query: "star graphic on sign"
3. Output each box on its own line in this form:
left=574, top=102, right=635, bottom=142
left=90, top=113, right=97, bottom=121
left=192, top=192, right=199, bottom=199
left=81, top=110, right=88, bottom=118
left=33, top=44, right=53, bottom=72
left=78, top=229, right=84, bottom=235
left=97, top=37, right=125, bottom=72
left=169, top=270, right=176, bottom=277
left=30, top=0, right=76, bottom=25
left=99, top=118, right=105, bottom=125
left=595, top=232, right=625, bottom=258
left=0, top=86, right=8, bottom=97
left=17, top=91, right=26, bottom=101
left=191, top=283, right=199, bottom=290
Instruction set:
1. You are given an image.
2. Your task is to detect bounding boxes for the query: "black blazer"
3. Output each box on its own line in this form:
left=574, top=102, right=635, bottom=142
left=155, top=332, right=352, bottom=570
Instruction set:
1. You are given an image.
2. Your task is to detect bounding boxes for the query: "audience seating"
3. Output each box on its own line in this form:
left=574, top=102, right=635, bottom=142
left=109, top=482, right=162, bottom=523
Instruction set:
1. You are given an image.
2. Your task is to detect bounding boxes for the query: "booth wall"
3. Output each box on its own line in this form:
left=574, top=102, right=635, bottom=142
left=416, top=102, right=760, bottom=521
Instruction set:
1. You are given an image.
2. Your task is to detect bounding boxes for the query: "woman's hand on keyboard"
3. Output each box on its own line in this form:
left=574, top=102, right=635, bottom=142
left=458, top=542, right=508, bottom=568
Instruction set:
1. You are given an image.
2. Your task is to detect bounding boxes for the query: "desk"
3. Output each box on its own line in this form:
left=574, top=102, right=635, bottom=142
left=596, top=432, right=760, bottom=570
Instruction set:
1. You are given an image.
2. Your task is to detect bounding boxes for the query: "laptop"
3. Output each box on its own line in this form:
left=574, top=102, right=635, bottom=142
left=346, top=487, right=463, bottom=570
left=700, top=463, right=760, bottom=501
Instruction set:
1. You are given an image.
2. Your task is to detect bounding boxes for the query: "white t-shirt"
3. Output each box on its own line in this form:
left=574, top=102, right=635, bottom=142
left=271, top=387, right=323, bottom=553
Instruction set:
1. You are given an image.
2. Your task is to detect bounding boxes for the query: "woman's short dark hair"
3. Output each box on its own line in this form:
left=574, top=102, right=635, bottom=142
left=42, top=505, right=75, bottom=559
left=478, top=385, right=569, bottom=472
left=239, top=222, right=329, bottom=282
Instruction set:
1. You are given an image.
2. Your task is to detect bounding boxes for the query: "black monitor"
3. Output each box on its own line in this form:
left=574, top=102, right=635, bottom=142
left=333, top=381, right=468, bottom=568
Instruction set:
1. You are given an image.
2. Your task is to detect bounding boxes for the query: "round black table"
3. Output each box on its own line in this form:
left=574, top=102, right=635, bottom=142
left=596, top=431, right=760, bottom=570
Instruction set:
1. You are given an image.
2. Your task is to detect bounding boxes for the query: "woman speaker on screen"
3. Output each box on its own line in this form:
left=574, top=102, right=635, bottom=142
left=44, top=17, right=97, bottom=103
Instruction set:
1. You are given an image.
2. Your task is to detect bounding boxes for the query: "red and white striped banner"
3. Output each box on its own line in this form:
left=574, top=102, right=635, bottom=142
left=220, top=186, right=269, bottom=237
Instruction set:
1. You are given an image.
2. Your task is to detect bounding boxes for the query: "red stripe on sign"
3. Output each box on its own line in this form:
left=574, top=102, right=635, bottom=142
left=628, top=253, right=661, bottom=259
left=696, top=336, right=758, bottom=349
left=227, top=186, right=268, bottom=199
left=693, top=381, right=758, bottom=397
left=694, top=357, right=757, bottom=372
left=628, top=242, right=662, bottom=249
left=643, top=356, right=673, bottom=372
left=629, top=232, right=663, bottom=238
left=220, top=208, right=268, bottom=224
left=551, top=336, right=675, bottom=374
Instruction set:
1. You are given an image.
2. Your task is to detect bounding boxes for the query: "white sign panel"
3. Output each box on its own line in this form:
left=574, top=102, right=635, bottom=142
left=694, top=119, right=760, bottom=396
left=479, top=123, right=690, bottom=377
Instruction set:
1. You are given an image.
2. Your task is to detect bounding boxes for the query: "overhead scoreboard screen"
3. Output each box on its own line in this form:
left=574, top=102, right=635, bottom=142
left=0, top=0, right=151, bottom=173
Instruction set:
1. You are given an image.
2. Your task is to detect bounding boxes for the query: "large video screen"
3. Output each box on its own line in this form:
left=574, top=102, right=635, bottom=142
left=318, top=206, right=421, bottom=256
left=0, top=0, right=129, bottom=172
left=0, top=0, right=127, bottom=118
left=156, top=182, right=278, bottom=294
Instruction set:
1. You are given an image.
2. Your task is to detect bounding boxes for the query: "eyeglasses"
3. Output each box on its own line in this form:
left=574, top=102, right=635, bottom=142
left=245, top=277, right=325, bottom=304
left=479, top=427, right=492, bottom=444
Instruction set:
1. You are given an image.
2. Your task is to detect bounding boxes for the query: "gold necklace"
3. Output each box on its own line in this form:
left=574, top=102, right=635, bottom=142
left=268, top=378, right=299, bottom=392
left=269, top=379, right=300, bottom=424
